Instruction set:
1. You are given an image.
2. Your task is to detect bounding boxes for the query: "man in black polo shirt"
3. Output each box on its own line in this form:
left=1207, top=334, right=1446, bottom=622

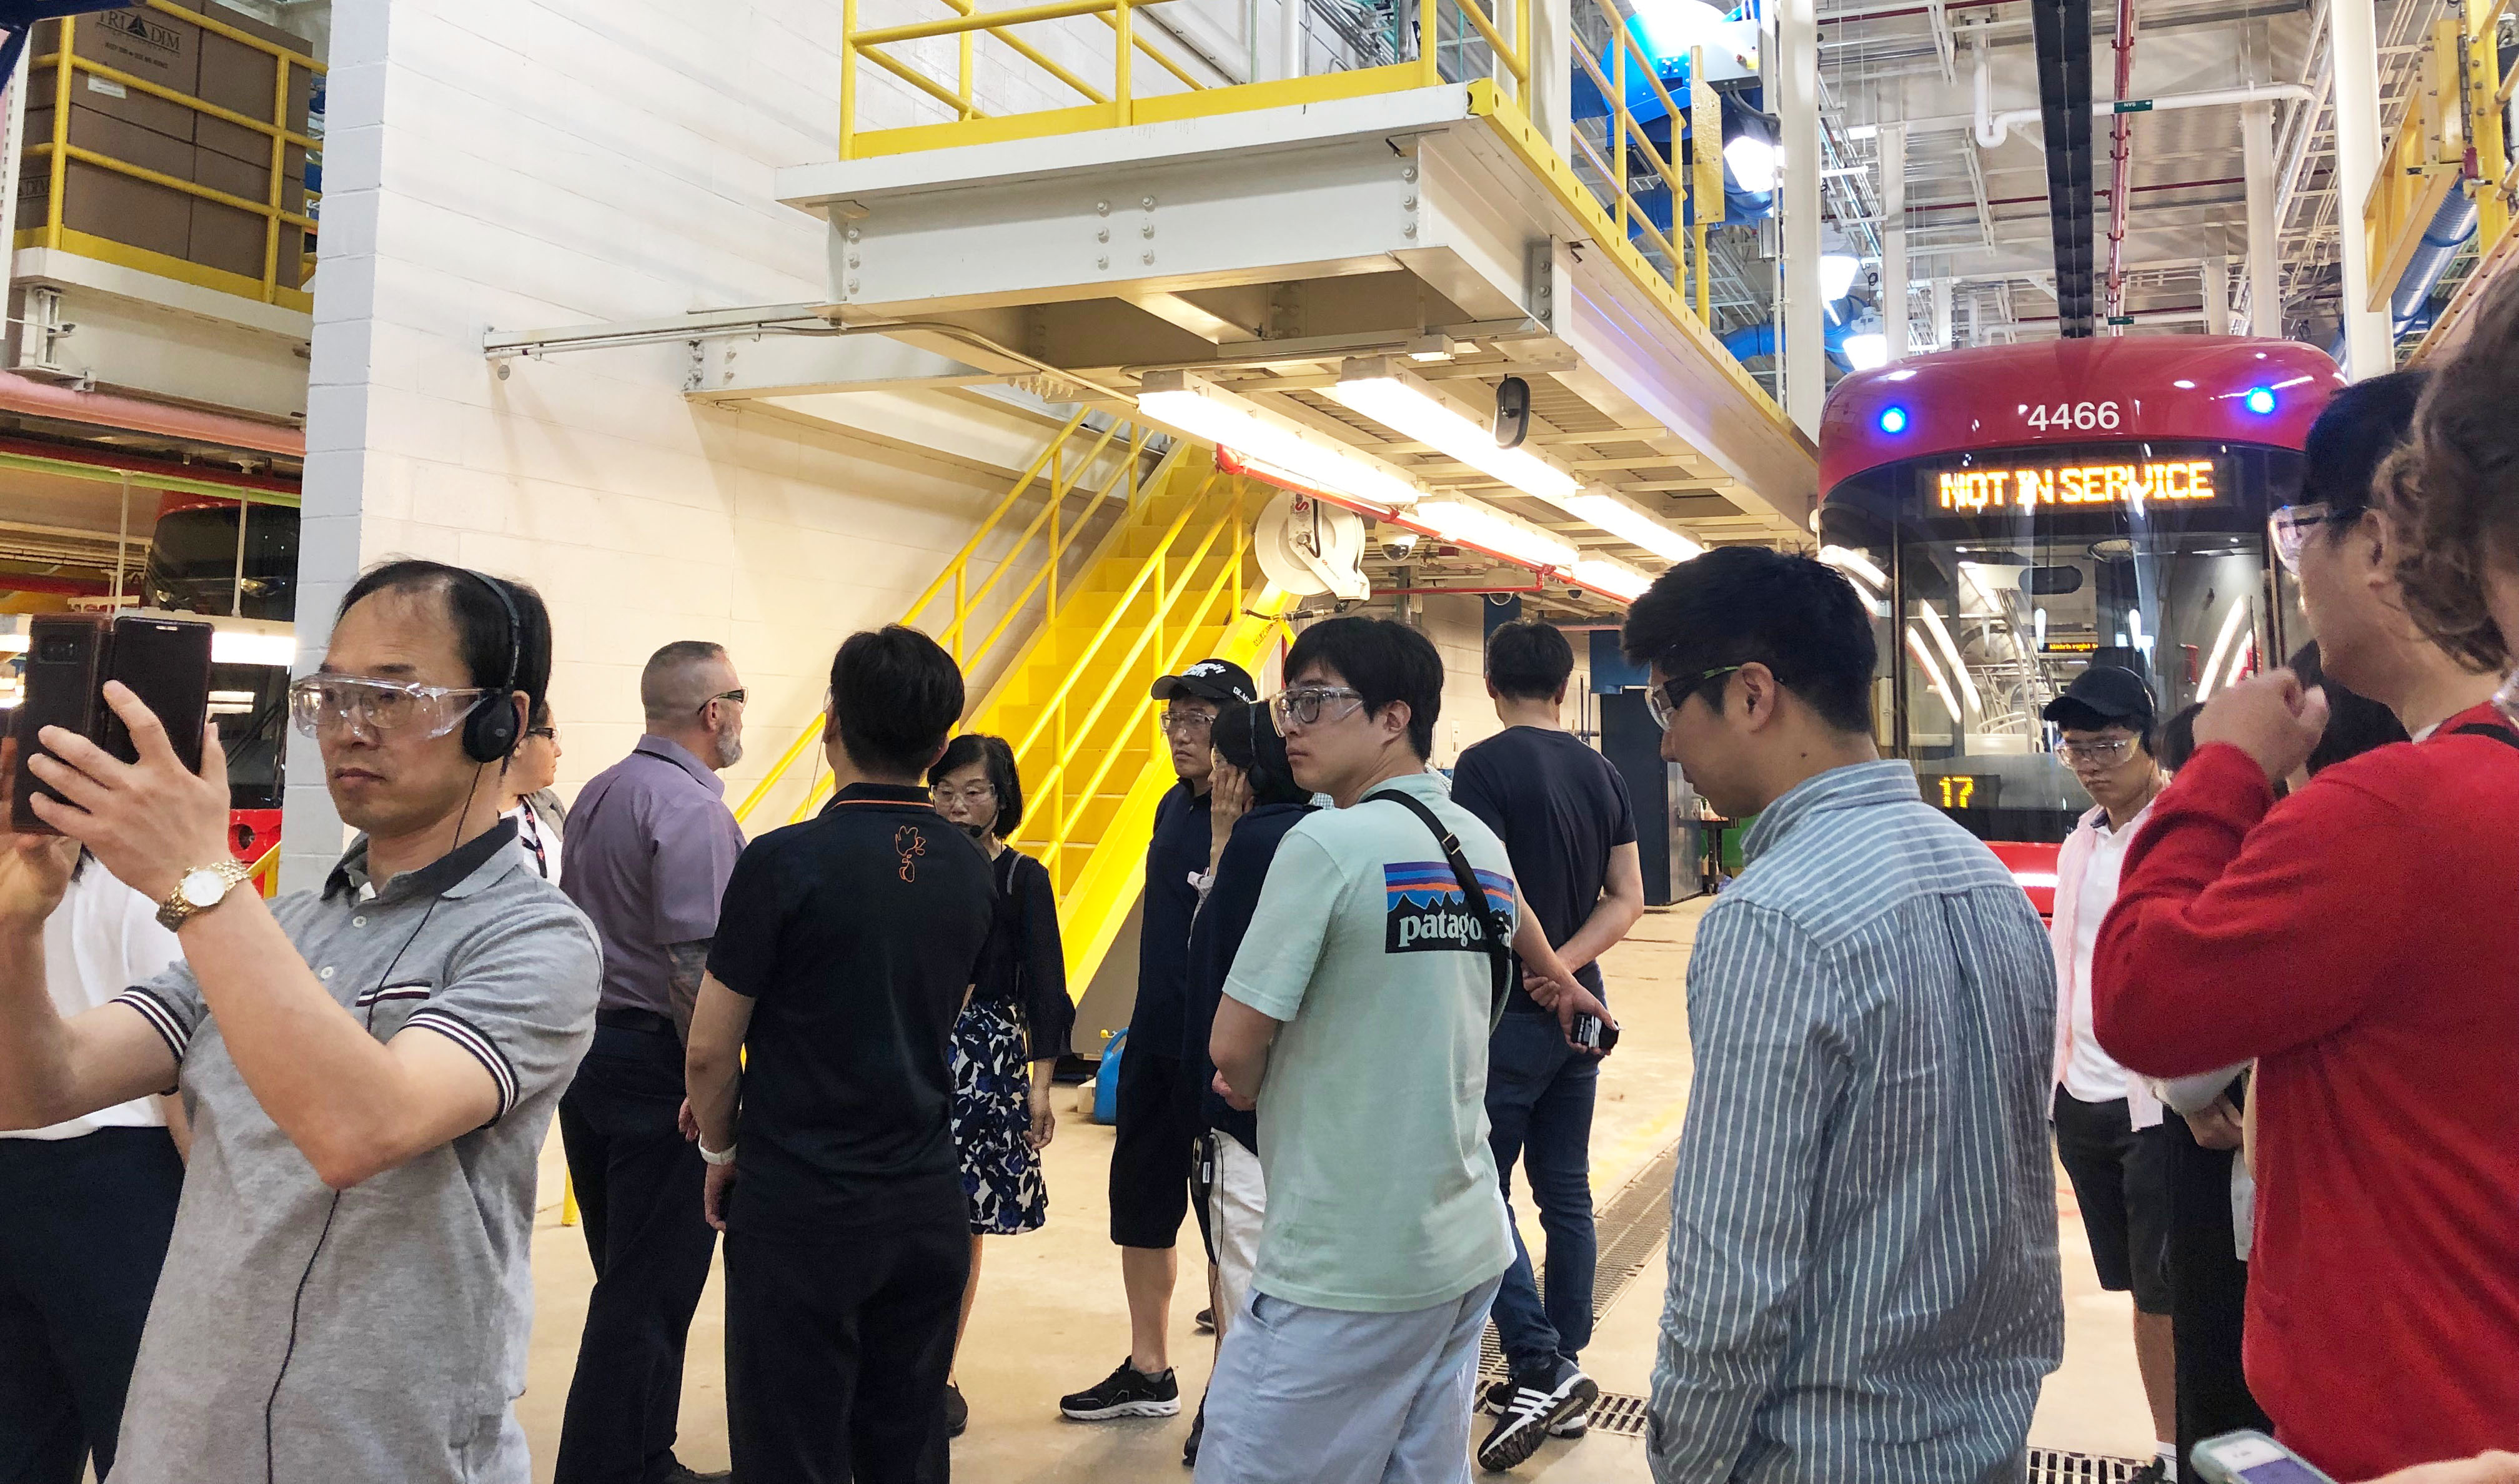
left=1061, top=657, right=1258, bottom=1427
left=684, top=625, right=994, bottom=1484
left=1452, top=620, right=1642, bottom=1470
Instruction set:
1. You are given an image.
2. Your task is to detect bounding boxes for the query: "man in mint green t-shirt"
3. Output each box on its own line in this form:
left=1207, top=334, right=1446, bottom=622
left=1201, top=617, right=1604, bottom=1484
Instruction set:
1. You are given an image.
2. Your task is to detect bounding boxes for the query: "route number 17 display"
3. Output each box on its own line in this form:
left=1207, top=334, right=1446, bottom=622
left=2024, top=401, right=2122, bottom=431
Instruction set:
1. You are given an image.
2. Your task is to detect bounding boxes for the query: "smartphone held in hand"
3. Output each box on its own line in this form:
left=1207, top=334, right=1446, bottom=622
left=1572, top=1012, right=1619, bottom=1056
left=2192, top=1432, right=2341, bottom=1484
left=10, top=614, right=215, bottom=834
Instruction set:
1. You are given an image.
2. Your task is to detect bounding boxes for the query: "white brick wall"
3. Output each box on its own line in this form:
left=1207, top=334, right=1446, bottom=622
left=282, top=0, right=1156, bottom=890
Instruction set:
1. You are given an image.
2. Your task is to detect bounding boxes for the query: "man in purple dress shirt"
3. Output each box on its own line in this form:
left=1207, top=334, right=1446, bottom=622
left=553, top=641, right=750, bottom=1484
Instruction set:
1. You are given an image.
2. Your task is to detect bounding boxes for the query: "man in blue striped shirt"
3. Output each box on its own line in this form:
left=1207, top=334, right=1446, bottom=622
left=1624, top=548, right=2063, bottom=1483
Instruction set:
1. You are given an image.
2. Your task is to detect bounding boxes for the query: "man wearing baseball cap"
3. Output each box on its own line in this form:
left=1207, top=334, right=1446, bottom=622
left=2041, top=664, right=2180, bottom=1484
left=1060, top=658, right=1258, bottom=1442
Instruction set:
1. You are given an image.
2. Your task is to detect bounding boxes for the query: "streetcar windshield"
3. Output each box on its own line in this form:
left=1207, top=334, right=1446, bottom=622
left=1822, top=440, right=2298, bottom=843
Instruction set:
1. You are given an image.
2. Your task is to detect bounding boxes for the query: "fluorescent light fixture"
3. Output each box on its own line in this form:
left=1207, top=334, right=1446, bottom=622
left=2034, top=606, right=2048, bottom=648
left=1842, top=333, right=1889, bottom=370
left=2127, top=608, right=2150, bottom=655
left=1570, top=558, right=1652, bottom=603
left=2197, top=599, right=2250, bottom=700
left=211, top=630, right=298, bottom=668
left=1817, top=544, right=1889, bottom=589
left=1724, top=135, right=1777, bottom=192
left=1328, top=360, right=1581, bottom=503
left=1411, top=499, right=1579, bottom=570
left=1820, top=253, right=1861, bottom=300
left=1916, top=601, right=1979, bottom=714
left=1846, top=123, right=1879, bottom=141
left=1559, top=492, right=1705, bottom=563
left=0, top=633, right=26, bottom=653
left=1138, top=372, right=1421, bottom=514
left=1403, top=334, right=1456, bottom=363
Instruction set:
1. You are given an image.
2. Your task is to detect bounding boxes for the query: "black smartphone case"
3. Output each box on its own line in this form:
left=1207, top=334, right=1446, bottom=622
left=11, top=616, right=111, bottom=835
left=101, top=615, right=213, bottom=775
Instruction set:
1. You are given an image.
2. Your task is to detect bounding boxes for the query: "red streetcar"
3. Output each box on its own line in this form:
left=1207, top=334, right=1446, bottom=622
left=1817, top=337, right=2343, bottom=914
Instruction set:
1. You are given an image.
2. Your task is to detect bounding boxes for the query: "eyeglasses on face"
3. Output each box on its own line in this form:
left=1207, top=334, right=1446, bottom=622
left=288, top=675, right=488, bottom=740
left=1647, top=665, right=1746, bottom=732
left=1269, top=685, right=1365, bottom=735
left=1160, top=708, right=1216, bottom=738
left=2271, top=503, right=2338, bottom=576
left=932, top=783, right=997, bottom=807
left=525, top=726, right=559, bottom=742
left=2059, top=735, right=2139, bottom=767
left=700, top=688, right=747, bottom=713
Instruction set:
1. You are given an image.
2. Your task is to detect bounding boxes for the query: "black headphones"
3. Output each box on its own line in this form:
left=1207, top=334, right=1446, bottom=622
left=457, top=570, right=524, bottom=764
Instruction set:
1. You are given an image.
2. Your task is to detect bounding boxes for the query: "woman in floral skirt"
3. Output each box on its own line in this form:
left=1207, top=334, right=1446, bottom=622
left=928, top=733, right=1071, bottom=1436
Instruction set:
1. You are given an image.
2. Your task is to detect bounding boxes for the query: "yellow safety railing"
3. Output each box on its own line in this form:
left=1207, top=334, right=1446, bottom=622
left=2364, top=18, right=2468, bottom=316
left=247, top=841, right=281, bottom=898
left=840, top=0, right=1530, bottom=160
left=828, top=0, right=1754, bottom=375
left=1011, top=465, right=1251, bottom=888
left=24, top=1, right=323, bottom=311
left=2413, top=0, right=2517, bottom=359
left=732, top=410, right=1158, bottom=827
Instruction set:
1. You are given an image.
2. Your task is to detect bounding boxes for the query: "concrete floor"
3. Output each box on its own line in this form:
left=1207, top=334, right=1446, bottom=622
left=514, top=899, right=2156, bottom=1481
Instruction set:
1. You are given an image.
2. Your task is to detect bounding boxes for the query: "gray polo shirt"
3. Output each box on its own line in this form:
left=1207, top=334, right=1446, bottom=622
left=106, top=819, right=599, bottom=1484
left=560, top=734, right=747, bottom=1019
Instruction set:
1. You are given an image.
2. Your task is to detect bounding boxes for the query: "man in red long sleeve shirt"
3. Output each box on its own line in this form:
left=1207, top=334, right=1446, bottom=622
left=2092, top=661, right=2519, bottom=1480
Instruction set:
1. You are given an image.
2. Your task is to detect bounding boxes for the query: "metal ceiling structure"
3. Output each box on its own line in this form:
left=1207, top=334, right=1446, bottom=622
left=1813, top=0, right=2453, bottom=354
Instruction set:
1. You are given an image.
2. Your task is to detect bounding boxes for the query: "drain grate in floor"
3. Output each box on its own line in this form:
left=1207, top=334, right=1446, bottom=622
left=2029, top=1447, right=2147, bottom=1481
left=1480, top=1137, right=1684, bottom=1374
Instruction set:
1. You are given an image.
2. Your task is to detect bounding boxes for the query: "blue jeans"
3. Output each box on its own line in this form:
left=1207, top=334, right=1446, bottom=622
left=1484, top=1009, right=1599, bottom=1374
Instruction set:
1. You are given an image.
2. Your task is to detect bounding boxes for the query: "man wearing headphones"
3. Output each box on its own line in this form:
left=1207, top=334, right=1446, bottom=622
left=0, top=558, right=601, bottom=1483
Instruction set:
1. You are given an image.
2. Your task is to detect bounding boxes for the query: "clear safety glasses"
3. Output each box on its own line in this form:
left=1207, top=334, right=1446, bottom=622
left=1269, top=685, right=1364, bottom=735
left=288, top=675, right=487, bottom=739
left=2270, top=503, right=2338, bottom=576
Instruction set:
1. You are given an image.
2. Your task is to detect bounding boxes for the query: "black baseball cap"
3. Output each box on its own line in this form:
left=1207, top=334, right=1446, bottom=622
left=1150, top=658, right=1258, bottom=706
left=2042, top=665, right=2155, bottom=729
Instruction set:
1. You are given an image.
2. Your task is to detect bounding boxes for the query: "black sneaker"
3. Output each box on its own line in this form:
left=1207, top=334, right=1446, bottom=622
left=1476, top=1360, right=1599, bottom=1470
left=1479, top=1374, right=1588, bottom=1437
left=1060, top=1358, right=1182, bottom=1420
left=944, top=1382, right=968, bottom=1438
left=1182, top=1400, right=1205, bottom=1466
left=1195, top=1307, right=1216, bottom=1333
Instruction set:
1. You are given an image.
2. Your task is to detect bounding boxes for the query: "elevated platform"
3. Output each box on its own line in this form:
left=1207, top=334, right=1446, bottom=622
left=766, top=77, right=1812, bottom=562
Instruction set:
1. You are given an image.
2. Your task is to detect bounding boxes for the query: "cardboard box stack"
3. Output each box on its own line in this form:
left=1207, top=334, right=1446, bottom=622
left=16, top=3, right=317, bottom=293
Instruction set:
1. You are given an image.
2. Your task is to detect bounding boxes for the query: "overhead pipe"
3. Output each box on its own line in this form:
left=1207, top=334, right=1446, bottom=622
left=2025, top=0, right=2097, bottom=336
left=1971, top=57, right=2313, bottom=149
left=0, top=373, right=304, bottom=459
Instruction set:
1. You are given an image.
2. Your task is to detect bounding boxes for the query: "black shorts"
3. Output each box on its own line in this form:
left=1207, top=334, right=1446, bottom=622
left=2053, top=1086, right=2174, bottom=1315
left=1108, top=1046, right=1200, bottom=1250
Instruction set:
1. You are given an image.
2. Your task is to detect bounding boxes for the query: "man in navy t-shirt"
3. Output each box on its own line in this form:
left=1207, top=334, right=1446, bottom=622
left=1061, top=657, right=1260, bottom=1430
left=1449, top=621, right=1642, bottom=1470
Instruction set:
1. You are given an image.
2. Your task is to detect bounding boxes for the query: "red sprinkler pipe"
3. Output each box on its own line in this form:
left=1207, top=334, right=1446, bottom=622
left=2103, top=0, right=2137, bottom=321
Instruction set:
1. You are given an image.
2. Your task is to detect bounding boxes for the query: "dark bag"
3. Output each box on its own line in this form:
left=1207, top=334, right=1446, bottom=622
left=1363, top=788, right=1516, bottom=1030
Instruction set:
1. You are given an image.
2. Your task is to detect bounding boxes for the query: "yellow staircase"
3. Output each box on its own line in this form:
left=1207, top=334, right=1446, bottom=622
left=734, top=412, right=1291, bottom=994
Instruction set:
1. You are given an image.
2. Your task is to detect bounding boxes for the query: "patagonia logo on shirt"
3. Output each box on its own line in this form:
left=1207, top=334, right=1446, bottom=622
left=1382, top=862, right=1513, bottom=954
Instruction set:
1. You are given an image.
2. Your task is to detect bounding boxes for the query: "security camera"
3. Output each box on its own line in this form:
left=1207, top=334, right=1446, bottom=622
left=1566, top=586, right=1587, bottom=601
left=1381, top=530, right=1421, bottom=561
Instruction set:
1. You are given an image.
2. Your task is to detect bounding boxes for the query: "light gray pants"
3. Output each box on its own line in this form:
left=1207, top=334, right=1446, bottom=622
left=1194, top=1274, right=1504, bottom=1484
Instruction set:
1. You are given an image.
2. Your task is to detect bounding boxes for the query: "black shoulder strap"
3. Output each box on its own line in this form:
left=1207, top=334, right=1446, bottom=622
left=1363, top=788, right=1514, bottom=1029
left=2448, top=722, right=2519, bottom=753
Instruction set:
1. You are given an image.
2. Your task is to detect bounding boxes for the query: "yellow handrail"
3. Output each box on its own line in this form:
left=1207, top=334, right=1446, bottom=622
left=248, top=842, right=282, bottom=898
left=1026, top=487, right=1248, bottom=878
left=29, top=11, right=318, bottom=309
left=838, top=0, right=1523, bottom=159
left=732, top=410, right=1159, bottom=826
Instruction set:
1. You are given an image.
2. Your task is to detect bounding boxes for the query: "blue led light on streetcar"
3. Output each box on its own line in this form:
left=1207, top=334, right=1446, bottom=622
left=1878, top=406, right=1910, bottom=434
left=2242, top=387, right=2277, bottom=415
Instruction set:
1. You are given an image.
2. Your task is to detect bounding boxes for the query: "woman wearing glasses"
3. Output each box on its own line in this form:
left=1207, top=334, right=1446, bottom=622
left=497, top=700, right=565, bottom=879
left=927, top=732, right=1070, bottom=1437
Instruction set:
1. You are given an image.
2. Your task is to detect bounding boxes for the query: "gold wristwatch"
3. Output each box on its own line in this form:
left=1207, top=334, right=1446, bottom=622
left=156, top=859, right=254, bottom=932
